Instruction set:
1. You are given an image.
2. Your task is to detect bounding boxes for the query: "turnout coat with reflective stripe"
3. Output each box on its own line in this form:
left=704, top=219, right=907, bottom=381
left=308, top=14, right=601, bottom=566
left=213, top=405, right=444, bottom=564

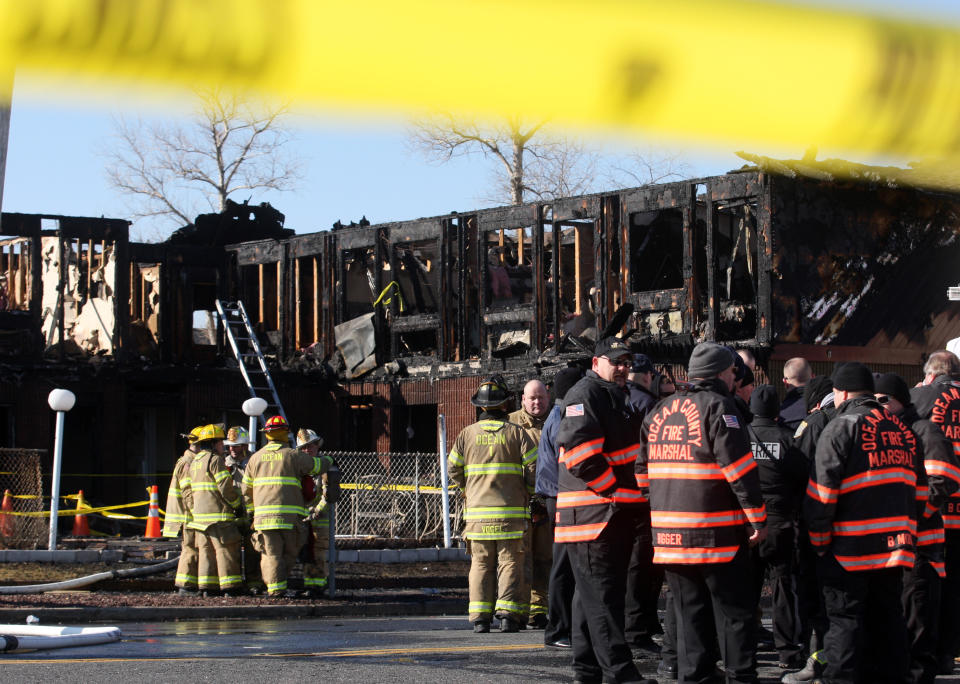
left=911, top=376, right=960, bottom=530
left=448, top=412, right=537, bottom=540
left=636, top=379, right=767, bottom=564
left=904, top=407, right=960, bottom=577
left=183, top=449, right=241, bottom=531
left=555, top=371, right=648, bottom=544
left=243, top=442, right=324, bottom=530
left=163, top=450, right=194, bottom=537
left=803, top=396, right=918, bottom=572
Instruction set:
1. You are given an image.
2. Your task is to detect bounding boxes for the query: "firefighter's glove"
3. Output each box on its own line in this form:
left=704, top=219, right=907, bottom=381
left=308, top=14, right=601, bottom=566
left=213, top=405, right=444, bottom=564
left=530, top=495, right=548, bottom=526
left=306, top=499, right=329, bottom=521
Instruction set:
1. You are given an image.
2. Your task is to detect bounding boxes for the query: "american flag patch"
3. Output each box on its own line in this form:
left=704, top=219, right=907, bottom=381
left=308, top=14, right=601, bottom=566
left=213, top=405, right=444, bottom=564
left=722, top=414, right=740, bottom=429
left=566, top=403, right=585, bottom=417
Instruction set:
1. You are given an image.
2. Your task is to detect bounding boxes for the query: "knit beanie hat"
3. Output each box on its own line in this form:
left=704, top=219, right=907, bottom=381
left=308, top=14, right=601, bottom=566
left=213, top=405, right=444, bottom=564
left=749, top=384, right=779, bottom=419
left=804, top=376, right=833, bottom=413
left=874, top=372, right=911, bottom=407
left=831, top=362, right=875, bottom=393
left=688, top=342, right=735, bottom=379
left=552, top=367, right=584, bottom=402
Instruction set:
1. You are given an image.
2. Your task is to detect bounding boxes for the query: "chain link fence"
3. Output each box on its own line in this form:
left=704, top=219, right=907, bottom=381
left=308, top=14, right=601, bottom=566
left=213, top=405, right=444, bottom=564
left=0, top=448, right=46, bottom=549
left=320, top=451, right=463, bottom=547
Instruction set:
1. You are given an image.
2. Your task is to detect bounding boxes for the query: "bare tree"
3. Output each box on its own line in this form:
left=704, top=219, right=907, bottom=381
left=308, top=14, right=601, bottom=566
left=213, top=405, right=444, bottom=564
left=105, top=87, right=302, bottom=238
left=408, top=114, right=690, bottom=206
left=408, top=114, right=603, bottom=205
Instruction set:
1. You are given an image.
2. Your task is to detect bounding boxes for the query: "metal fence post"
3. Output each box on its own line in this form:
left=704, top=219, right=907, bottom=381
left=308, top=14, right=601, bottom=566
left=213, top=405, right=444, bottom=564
left=414, top=453, right=420, bottom=540
left=327, top=500, right=336, bottom=598
left=438, top=414, right=451, bottom=548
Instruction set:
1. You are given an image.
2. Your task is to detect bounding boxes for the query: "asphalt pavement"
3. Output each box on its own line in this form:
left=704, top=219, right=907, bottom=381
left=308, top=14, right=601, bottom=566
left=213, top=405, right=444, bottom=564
left=5, top=615, right=960, bottom=683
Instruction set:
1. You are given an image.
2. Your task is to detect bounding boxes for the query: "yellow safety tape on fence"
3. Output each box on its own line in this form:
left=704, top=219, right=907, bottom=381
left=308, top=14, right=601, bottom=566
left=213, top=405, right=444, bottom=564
left=4, top=499, right=151, bottom=518
left=1, top=1, right=960, bottom=174
left=341, top=482, right=452, bottom=494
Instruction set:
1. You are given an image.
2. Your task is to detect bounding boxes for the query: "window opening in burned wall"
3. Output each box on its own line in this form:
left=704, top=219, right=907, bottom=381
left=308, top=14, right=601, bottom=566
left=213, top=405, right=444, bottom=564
left=715, top=201, right=759, bottom=340
left=629, top=210, right=684, bottom=292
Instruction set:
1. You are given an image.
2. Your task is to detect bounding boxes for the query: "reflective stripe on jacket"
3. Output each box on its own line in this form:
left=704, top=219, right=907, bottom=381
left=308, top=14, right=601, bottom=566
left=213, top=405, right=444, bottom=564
left=636, top=379, right=766, bottom=564
left=184, top=449, right=241, bottom=531
left=555, top=371, right=649, bottom=544
left=448, top=413, right=537, bottom=540
left=243, top=441, right=323, bottom=530
left=803, top=396, right=918, bottom=572
left=162, top=450, right=194, bottom=537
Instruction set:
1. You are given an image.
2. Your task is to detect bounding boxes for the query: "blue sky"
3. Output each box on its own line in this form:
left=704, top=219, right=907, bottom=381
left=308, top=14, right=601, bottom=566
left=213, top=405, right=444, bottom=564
left=4, top=0, right=960, bottom=242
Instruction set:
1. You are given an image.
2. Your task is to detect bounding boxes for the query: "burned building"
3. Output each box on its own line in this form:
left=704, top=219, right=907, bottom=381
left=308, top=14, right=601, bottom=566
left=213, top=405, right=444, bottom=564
left=0, top=168, right=959, bottom=518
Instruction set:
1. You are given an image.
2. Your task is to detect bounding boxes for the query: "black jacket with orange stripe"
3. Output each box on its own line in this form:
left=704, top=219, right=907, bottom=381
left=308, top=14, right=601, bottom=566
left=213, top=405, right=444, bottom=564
left=803, top=396, right=918, bottom=572
left=902, top=405, right=960, bottom=577
left=554, top=370, right=648, bottom=543
left=635, top=378, right=767, bottom=564
left=911, top=375, right=960, bottom=530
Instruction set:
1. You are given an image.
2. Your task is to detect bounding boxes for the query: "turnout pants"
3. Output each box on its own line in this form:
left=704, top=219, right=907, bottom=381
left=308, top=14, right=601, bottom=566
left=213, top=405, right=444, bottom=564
left=253, top=525, right=306, bottom=595
left=303, top=519, right=331, bottom=590
left=466, top=536, right=528, bottom=623
left=544, top=496, right=575, bottom=644
left=175, top=526, right=199, bottom=589
left=665, top=546, right=758, bottom=684
left=903, top=560, right=942, bottom=684
left=196, top=521, right=242, bottom=591
left=567, top=509, right=646, bottom=683
left=817, top=553, right=908, bottom=684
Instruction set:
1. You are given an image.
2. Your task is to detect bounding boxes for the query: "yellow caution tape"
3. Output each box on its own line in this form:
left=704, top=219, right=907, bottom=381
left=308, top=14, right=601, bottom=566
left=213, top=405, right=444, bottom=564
left=341, top=482, right=451, bottom=494
left=3, top=499, right=151, bottom=518
left=2, top=1, right=960, bottom=166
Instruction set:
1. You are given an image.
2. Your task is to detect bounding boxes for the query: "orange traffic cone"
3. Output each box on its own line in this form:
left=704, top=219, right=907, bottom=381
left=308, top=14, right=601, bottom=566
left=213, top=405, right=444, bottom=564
left=72, top=489, right=90, bottom=537
left=1, top=489, right=15, bottom=539
left=144, top=485, right=161, bottom=538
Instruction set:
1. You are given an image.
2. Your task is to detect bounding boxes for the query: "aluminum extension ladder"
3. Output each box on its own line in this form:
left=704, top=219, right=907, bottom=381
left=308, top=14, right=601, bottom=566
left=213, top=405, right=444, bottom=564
left=215, top=299, right=288, bottom=429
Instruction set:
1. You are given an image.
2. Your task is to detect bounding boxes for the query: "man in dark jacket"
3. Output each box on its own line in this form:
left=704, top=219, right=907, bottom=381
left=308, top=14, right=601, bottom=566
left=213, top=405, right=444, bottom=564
left=879, top=372, right=960, bottom=683
left=910, top=350, right=960, bottom=673
left=747, top=385, right=807, bottom=669
left=637, top=342, right=767, bottom=684
left=556, top=336, right=656, bottom=684
left=801, top=363, right=916, bottom=684
left=537, top=366, right=584, bottom=649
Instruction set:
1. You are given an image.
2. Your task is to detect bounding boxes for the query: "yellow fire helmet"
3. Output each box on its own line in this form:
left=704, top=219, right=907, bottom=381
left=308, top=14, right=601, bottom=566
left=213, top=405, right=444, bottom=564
left=196, top=424, right=226, bottom=442
left=181, top=425, right=204, bottom=444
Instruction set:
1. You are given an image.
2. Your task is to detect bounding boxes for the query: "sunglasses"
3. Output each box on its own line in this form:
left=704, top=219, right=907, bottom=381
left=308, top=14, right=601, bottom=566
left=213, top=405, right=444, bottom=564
left=601, top=356, right=633, bottom=368
left=876, top=395, right=890, bottom=404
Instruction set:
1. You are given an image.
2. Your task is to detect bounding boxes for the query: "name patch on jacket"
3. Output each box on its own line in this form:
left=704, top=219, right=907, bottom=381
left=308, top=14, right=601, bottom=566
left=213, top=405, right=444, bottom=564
left=722, top=414, right=740, bottom=429
left=656, top=531, right=684, bottom=546
left=565, top=404, right=584, bottom=417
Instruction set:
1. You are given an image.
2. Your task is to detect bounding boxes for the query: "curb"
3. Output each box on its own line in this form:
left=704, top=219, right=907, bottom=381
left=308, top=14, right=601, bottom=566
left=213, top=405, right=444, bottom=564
left=0, top=598, right=468, bottom=623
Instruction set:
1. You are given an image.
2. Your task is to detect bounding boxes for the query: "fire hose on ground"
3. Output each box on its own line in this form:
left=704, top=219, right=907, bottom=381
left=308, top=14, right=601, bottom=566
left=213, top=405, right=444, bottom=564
left=0, top=555, right=179, bottom=595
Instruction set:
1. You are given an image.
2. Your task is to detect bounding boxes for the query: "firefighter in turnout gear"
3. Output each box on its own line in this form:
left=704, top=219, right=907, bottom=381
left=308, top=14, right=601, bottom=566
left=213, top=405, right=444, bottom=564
left=243, top=415, right=324, bottom=597
left=556, top=336, right=657, bottom=684
left=223, top=426, right=263, bottom=594
left=164, top=425, right=202, bottom=594
left=802, top=363, right=916, bottom=684
left=298, top=427, right=335, bottom=597
left=637, top=342, right=767, bottom=684
left=182, top=424, right=244, bottom=595
left=508, top=379, right=551, bottom=630
left=449, top=375, right=538, bottom=634
left=911, top=350, right=960, bottom=674
left=876, top=372, right=960, bottom=684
